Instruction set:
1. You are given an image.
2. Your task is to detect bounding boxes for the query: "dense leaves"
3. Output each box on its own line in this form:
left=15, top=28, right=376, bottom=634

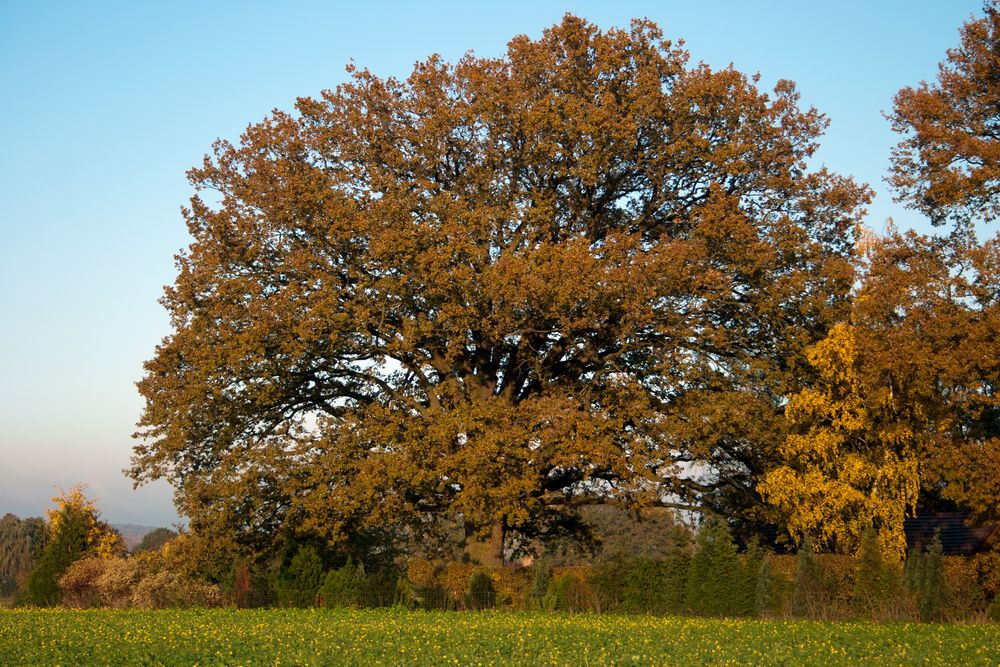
left=0, top=515, right=46, bottom=598
left=760, top=227, right=1000, bottom=557
left=889, top=0, right=1000, bottom=227
left=21, top=487, right=124, bottom=606
left=132, top=15, right=868, bottom=557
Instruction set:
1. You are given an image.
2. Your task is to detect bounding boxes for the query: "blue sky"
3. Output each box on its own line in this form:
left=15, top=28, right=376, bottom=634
left=0, top=0, right=983, bottom=526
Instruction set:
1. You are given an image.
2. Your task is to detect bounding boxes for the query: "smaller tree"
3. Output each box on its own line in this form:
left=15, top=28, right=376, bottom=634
left=740, top=537, right=767, bottom=617
left=851, top=527, right=901, bottom=618
left=528, top=559, right=552, bottom=608
left=133, top=528, right=178, bottom=553
left=319, top=558, right=363, bottom=608
left=684, top=517, right=740, bottom=616
left=465, top=571, right=497, bottom=610
left=792, top=534, right=824, bottom=618
left=273, top=544, right=323, bottom=607
left=21, top=486, right=124, bottom=606
left=230, top=560, right=254, bottom=608
left=0, top=514, right=47, bottom=598
left=754, top=554, right=772, bottom=618
left=918, top=532, right=947, bottom=622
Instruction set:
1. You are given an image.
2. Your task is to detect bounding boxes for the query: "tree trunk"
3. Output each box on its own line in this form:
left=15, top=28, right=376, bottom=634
left=463, top=519, right=505, bottom=567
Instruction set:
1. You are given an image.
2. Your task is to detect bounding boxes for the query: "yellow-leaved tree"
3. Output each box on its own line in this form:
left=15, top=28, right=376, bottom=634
left=762, top=223, right=1000, bottom=559
left=758, top=322, right=921, bottom=559
left=22, top=485, right=125, bottom=605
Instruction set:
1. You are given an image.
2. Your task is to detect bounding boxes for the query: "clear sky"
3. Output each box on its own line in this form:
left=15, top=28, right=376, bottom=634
left=0, top=0, right=984, bottom=526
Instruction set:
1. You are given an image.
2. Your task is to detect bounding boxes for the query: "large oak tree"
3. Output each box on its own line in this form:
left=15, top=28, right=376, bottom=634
left=132, top=16, right=869, bottom=562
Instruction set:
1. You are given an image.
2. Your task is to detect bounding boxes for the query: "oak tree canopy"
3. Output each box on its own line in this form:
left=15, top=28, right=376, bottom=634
left=132, top=15, right=869, bottom=562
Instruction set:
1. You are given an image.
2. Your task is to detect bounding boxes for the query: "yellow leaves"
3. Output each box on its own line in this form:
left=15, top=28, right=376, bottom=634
left=763, top=323, right=922, bottom=559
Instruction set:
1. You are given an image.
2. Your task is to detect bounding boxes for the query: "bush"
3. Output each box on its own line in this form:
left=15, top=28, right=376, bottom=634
left=528, top=559, right=552, bottom=608
left=622, top=555, right=688, bottom=614
left=131, top=570, right=223, bottom=608
left=58, top=558, right=107, bottom=608
left=917, top=533, right=946, bottom=622
left=754, top=554, right=772, bottom=617
left=988, top=595, right=1000, bottom=622
left=544, top=572, right=596, bottom=612
left=851, top=528, right=901, bottom=619
left=273, top=545, right=323, bottom=607
left=319, top=559, right=363, bottom=608
left=96, top=558, right=144, bottom=608
left=466, top=571, right=496, bottom=610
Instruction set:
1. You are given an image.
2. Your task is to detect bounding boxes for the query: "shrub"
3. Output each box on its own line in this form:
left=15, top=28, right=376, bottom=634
left=851, top=528, right=901, bottom=619
left=754, top=554, right=772, bottom=617
left=544, top=572, right=596, bottom=612
left=319, top=559, right=363, bottom=608
left=274, top=545, right=323, bottom=607
left=917, top=532, right=946, bottom=622
left=229, top=561, right=254, bottom=608
left=528, top=559, right=552, bottom=608
left=395, top=576, right=419, bottom=609
left=988, top=595, right=1000, bottom=622
left=622, top=555, right=689, bottom=614
left=95, top=557, right=143, bottom=608
left=466, top=571, right=496, bottom=610
left=131, top=570, right=223, bottom=608
left=58, top=558, right=108, bottom=608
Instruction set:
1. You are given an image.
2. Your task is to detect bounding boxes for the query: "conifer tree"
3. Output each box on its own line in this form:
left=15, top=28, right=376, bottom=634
left=739, top=537, right=766, bottom=617
left=918, top=531, right=946, bottom=622
left=792, top=534, right=824, bottom=618
left=851, top=526, right=900, bottom=619
left=274, top=544, right=324, bottom=607
left=684, top=517, right=740, bottom=616
left=755, top=554, right=772, bottom=617
left=21, top=486, right=123, bottom=607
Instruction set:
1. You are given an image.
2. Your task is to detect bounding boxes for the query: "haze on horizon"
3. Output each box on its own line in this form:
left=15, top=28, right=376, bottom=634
left=0, top=0, right=982, bottom=526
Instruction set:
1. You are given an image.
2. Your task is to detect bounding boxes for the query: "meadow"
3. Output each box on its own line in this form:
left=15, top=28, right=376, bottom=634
left=1, top=608, right=998, bottom=666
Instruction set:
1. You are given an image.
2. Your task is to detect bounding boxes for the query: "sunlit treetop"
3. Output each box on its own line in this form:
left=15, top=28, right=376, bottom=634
left=889, top=1, right=1000, bottom=228
left=132, top=15, right=870, bottom=559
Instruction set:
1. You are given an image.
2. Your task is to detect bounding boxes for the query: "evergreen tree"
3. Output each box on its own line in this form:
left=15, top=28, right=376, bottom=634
left=274, top=544, right=323, bottom=607
left=684, top=517, right=740, bottom=616
left=529, top=559, right=552, bottom=608
left=792, top=534, right=824, bottom=618
left=20, top=486, right=123, bottom=607
left=754, top=554, right=772, bottom=617
left=466, top=571, right=496, bottom=610
left=903, top=549, right=925, bottom=594
left=739, top=537, right=766, bottom=617
left=319, top=558, right=363, bottom=608
left=918, top=531, right=946, bottom=622
left=851, top=527, right=900, bottom=619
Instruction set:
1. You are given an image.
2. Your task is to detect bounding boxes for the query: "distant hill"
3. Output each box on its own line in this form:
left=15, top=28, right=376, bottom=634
left=112, top=524, right=162, bottom=550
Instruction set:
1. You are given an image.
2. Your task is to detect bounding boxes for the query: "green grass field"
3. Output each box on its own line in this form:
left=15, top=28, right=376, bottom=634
left=1, top=608, right=997, bottom=666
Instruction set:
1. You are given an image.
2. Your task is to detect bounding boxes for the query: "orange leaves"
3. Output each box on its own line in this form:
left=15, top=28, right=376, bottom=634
left=889, top=2, right=1000, bottom=226
left=134, top=15, right=871, bottom=556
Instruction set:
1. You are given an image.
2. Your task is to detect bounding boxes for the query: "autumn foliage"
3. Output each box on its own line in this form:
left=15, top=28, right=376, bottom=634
left=130, top=15, right=870, bottom=562
left=115, top=6, right=1000, bottom=584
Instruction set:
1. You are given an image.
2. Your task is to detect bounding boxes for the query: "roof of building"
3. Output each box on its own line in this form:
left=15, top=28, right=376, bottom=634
left=903, top=512, right=998, bottom=556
